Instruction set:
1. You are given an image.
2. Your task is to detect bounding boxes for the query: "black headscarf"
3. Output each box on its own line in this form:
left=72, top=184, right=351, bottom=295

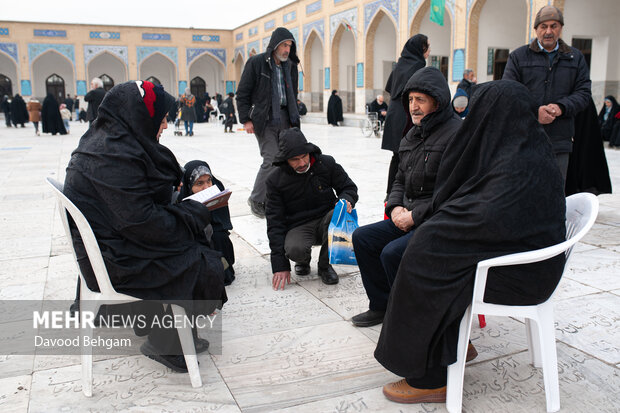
left=63, top=80, right=226, bottom=306
left=178, top=160, right=233, bottom=232
left=382, top=34, right=428, bottom=152
left=375, top=80, right=566, bottom=379
left=385, top=34, right=428, bottom=100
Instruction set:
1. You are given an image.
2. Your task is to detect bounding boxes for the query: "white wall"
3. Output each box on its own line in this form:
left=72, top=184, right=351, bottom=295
left=563, top=0, right=620, bottom=105
left=0, top=53, right=18, bottom=95
left=87, top=53, right=127, bottom=87
left=189, top=54, right=225, bottom=95
left=309, top=35, right=324, bottom=93
left=338, top=29, right=355, bottom=92
left=140, top=54, right=177, bottom=96
left=373, top=14, right=397, bottom=90
left=477, top=0, right=526, bottom=83
left=32, top=51, right=75, bottom=98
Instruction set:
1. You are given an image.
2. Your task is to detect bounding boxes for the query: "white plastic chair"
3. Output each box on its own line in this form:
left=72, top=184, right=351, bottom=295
left=446, top=192, right=599, bottom=413
left=46, top=177, right=203, bottom=396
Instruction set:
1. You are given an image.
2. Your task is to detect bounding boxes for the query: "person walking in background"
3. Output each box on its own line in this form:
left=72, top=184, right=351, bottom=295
left=2, top=95, right=12, bottom=127
left=180, top=87, right=197, bottom=136
left=220, top=92, right=236, bottom=133
left=27, top=97, right=42, bottom=136
left=74, top=95, right=80, bottom=119
left=327, top=90, right=343, bottom=126
left=41, top=94, right=67, bottom=135
left=10, top=94, right=28, bottom=128
left=382, top=34, right=430, bottom=197
left=60, top=103, right=72, bottom=133
left=598, top=96, right=619, bottom=143
left=456, top=69, right=476, bottom=97
left=64, top=94, right=74, bottom=120
left=236, top=27, right=301, bottom=219
left=84, top=77, right=106, bottom=126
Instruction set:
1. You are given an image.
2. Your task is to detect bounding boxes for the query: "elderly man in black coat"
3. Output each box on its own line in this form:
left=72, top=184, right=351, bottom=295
left=236, top=27, right=301, bottom=219
left=266, top=128, right=358, bottom=288
left=84, top=77, right=106, bottom=125
left=502, top=5, right=591, bottom=182
left=351, top=67, right=461, bottom=328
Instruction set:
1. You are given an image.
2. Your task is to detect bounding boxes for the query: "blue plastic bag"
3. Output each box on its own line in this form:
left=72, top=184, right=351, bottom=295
left=328, top=199, right=359, bottom=265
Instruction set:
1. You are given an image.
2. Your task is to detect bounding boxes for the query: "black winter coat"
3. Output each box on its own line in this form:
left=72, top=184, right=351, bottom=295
left=84, top=87, right=106, bottom=122
left=236, top=27, right=300, bottom=137
left=265, top=133, right=358, bottom=273
left=502, top=39, right=591, bottom=154
left=386, top=67, right=462, bottom=227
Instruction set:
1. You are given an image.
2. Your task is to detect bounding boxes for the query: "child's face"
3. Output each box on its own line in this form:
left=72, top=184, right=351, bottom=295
left=192, top=174, right=213, bottom=193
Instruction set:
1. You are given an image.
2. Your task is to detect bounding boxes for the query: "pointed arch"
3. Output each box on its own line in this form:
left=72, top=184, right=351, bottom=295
left=31, top=49, right=75, bottom=98
left=365, top=9, right=397, bottom=92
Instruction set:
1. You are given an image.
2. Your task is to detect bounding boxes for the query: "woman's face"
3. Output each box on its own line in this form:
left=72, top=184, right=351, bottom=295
left=424, top=42, right=431, bottom=59
left=156, top=116, right=168, bottom=141
left=192, top=174, right=213, bottom=193
left=605, top=99, right=612, bottom=108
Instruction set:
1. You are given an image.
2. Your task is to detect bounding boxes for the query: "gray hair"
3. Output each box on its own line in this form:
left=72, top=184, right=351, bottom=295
left=377, top=95, right=384, bottom=100
left=463, top=69, right=474, bottom=76
left=91, top=77, right=103, bottom=88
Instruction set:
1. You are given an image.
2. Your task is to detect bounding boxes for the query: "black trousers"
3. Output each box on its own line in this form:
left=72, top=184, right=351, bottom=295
left=406, top=365, right=447, bottom=389
left=284, top=209, right=334, bottom=269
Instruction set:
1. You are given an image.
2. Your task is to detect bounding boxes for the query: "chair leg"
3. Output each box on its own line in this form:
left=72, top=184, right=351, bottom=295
left=446, top=305, right=474, bottom=413
left=170, top=305, right=203, bottom=388
left=526, top=318, right=542, bottom=368
left=536, top=306, right=560, bottom=412
left=80, top=301, right=96, bottom=397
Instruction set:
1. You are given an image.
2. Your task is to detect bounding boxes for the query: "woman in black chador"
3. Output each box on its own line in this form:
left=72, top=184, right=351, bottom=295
left=326, top=90, right=343, bottom=126
left=178, top=160, right=236, bottom=286
left=63, top=81, right=226, bottom=372
left=41, top=94, right=67, bottom=135
left=10, top=94, right=29, bottom=127
left=375, top=80, right=566, bottom=405
left=382, top=34, right=429, bottom=196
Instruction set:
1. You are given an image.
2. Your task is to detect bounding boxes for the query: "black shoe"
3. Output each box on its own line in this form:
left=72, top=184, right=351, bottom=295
left=140, top=339, right=188, bottom=373
left=318, top=265, right=339, bottom=285
left=351, top=309, right=385, bottom=327
left=294, top=263, right=311, bottom=276
left=247, top=198, right=266, bottom=218
left=194, top=337, right=210, bottom=354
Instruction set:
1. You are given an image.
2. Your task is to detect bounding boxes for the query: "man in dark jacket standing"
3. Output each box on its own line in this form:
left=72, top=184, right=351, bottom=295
left=351, top=67, right=461, bottom=327
left=266, top=128, right=358, bottom=288
left=237, top=27, right=301, bottom=219
left=456, top=69, right=475, bottom=97
left=84, top=77, right=106, bottom=126
left=503, top=5, right=591, bottom=182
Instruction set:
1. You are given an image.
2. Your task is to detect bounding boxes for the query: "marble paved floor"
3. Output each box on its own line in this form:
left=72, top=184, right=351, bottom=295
left=0, top=120, right=619, bottom=412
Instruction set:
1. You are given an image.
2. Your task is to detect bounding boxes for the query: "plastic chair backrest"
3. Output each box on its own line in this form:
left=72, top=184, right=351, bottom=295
left=46, top=177, right=137, bottom=302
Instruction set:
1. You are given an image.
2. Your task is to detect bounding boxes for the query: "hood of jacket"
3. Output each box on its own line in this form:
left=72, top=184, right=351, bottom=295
left=273, top=127, right=321, bottom=165
left=400, top=67, right=454, bottom=138
left=265, top=27, right=300, bottom=64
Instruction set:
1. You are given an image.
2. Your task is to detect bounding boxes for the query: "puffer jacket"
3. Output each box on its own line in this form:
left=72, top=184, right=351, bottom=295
left=265, top=128, right=358, bottom=273
left=236, top=27, right=300, bottom=137
left=503, top=38, right=591, bottom=153
left=385, top=67, right=462, bottom=228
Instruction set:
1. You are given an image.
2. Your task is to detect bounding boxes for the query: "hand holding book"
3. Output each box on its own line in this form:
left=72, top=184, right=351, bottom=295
left=184, top=185, right=232, bottom=211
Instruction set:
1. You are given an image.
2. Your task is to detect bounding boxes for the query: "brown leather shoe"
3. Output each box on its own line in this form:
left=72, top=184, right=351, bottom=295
left=382, top=379, right=446, bottom=404
left=466, top=342, right=478, bottom=362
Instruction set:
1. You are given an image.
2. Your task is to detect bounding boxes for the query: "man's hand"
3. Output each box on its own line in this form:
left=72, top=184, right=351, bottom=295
left=244, top=121, right=254, bottom=134
left=392, top=208, right=414, bottom=232
left=546, top=103, right=562, bottom=117
left=338, top=199, right=353, bottom=213
left=390, top=206, right=404, bottom=222
left=380, top=110, right=387, bottom=116
left=538, top=105, right=556, bottom=125
left=272, top=271, right=291, bottom=290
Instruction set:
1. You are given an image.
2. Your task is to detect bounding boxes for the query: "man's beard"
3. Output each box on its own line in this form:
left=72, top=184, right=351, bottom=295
left=295, top=163, right=310, bottom=174
left=276, top=52, right=289, bottom=62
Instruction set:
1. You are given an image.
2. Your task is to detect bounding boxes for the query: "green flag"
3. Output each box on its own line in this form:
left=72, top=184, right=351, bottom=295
left=430, top=0, right=445, bottom=26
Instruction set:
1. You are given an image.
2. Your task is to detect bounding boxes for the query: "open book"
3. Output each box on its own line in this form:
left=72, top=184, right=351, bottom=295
left=184, top=185, right=232, bottom=211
